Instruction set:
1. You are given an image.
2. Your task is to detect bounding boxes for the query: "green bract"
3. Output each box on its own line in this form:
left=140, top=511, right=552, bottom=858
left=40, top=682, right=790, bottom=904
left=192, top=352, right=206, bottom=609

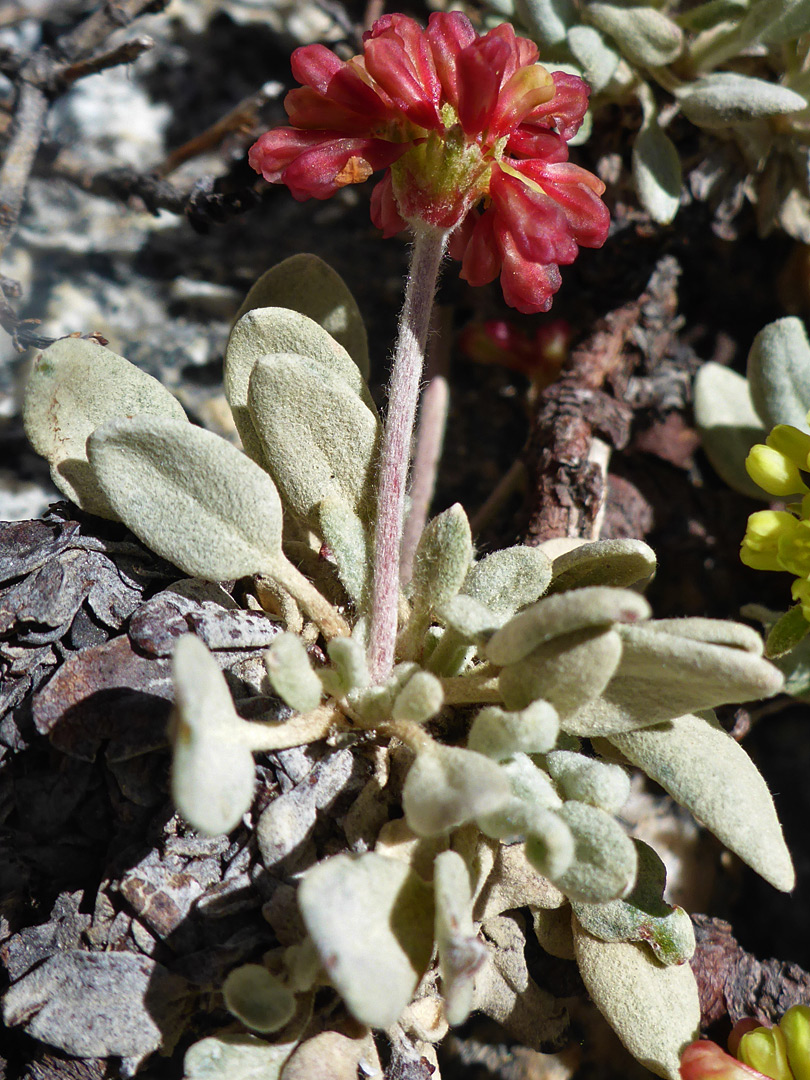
left=22, top=254, right=794, bottom=1080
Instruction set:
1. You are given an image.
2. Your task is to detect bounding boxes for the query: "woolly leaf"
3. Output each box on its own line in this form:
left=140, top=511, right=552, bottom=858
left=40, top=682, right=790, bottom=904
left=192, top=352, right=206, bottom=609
left=572, top=840, right=696, bottom=965
left=747, top=317, right=810, bottom=432
left=184, top=997, right=311, bottom=1080
left=223, top=965, right=296, bottom=1034
left=514, top=0, right=575, bottom=45
left=225, top=307, right=375, bottom=464
left=403, top=744, right=512, bottom=837
left=523, top=809, right=577, bottom=880
left=567, top=25, right=620, bottom=94
left=87, top=416, right=284, bottom=581
left=552, top=801, right=638, bottom=903
left=737, top=0, right=810, bottom=45
left=317, top=495, right=371, bottom=605
left=588, top=3, right=684, bottom=66
left=565, top=621, right=783, bottom=735
left=693, top=361, right=767, bottom=499
left=391, top=670, right=444, bottom=723
left=545, top=751, right=630, bottom=813
left=281, top=1032, right=381, bottom=1080
left=468, top=700, right=560, bottom=760
left=547, top=539, right=657, bottom=593
left=249, top=354, right=379, bottom=528
left=434, top=850, right=487, bottom=1027
left=232, top=254, right=369, bottom=378
left=23, top=337, right=187, bottom=519
left=499, top=627, right=623, bottom=713
left=265, top=633, right=322, bottom=713
left=171, top=635, right=255, bottom=836
left=326, top=635, right=369, bottom=694
left=438, top=595, right=501, bottom=641
left=609, top=712, right=795, bottom=891
left=486, top=587, right=650, bottom=667
left=633, top=123, right=682, bottom=225
left=679, top=74, right=807, bottom=128
left=462, top=544, right=553, bottom=621
left=573, top=926, right=700, bottom=1080
left=477, top=753, right=563, bottom=841
left=412, top=504, right=474, bottom=617
left=298, top=853, right=434, bottom=1028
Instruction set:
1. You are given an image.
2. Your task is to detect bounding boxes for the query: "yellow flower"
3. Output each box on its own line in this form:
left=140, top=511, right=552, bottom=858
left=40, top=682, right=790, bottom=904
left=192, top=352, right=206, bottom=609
left=746, top=445, right=809, bottom=497
left=740, top=511, right=801, bottom=572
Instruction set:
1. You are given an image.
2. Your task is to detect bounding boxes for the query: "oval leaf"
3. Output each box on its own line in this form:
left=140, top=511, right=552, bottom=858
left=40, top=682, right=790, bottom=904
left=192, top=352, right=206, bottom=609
left=232, top=254, right=369, bottom=378
left=747, top=316, right=810, bottom=432
left=553, top=801, right=638, bottom=903
left=87, top=415, right=283, bottom=580
left=609, top=712, right=795, bottom=891
left=567, top=25, right=620, bottom=93
left=573, top=924, right=700, bottom=1079
left=693, top=361, right=767, bottom=499
left=547, top=538, right=657, bottom=593
left=298, top=853, right=434, bottom=1029
left=23, top=337, right=187, bottom=519
left=633, top=124, right=682, bottom=225
left=588, top=3, right=684, bottom=66
left=679, top=74, right=807, bottom=128
left=403, top=744, right=512, bottom=837
left=248, top=354, right=380, bottom=527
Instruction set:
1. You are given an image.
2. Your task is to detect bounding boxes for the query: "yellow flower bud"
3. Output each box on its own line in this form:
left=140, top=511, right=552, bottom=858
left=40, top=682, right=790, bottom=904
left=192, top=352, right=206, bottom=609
left=766, top=425, right=810, bottom=470
left=780, top=1004, right=810, bottom=1080
left=746, top=445, right=809, bottom=497
left=741, top=511, right=800, bottom=572
left=738, top=1025, right=792, bottom=1080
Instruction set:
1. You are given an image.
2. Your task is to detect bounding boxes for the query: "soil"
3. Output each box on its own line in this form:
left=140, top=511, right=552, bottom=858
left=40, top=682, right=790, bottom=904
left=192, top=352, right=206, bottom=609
left=1, top=1, right=809, bottom=1078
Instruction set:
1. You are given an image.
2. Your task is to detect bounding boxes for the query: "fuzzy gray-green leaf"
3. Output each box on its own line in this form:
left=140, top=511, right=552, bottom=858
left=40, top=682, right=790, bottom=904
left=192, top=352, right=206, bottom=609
left=87, top=415, right=284, bottom=580
left=545, top=750, right=630, bottom=813
left=747, top=316, right=810, bottom=432
left=171, top=634, right=256, bottom=836
left=468, top=700, right=560, bottom=759
left=588, top=3, right=684, bottom=66
left=693, top=361, right=767, bottom=499
left=609, top=712, right=795, bottom=891
left=572, top=840, right=696, bottom=965
left=318, top=495, right=371, bottom=605
left=547, top=539, right=657, bottom=593
left=679, top=74, right=807, bottom=128
left=573, top=926, right=700, bottom=1080
left=248, top=354, right=379, bottom=527
left=403, top=745, right=512, bottom=837
left=298, top=853, right=434, bottom=1028
left=567, top=25, right=620, bottom=93
left=434, top=850, right=486, bottom=1026
left=514, top=0, right=575, bottom=45
left=225, top=307, right=375, bottom=463
left=223, top=965, right=296, bottom=1034
left=265, top=633, right=322, bottom=713
left=23, top=337, right=187, bottom=519
left=633, top=124, right=682, bottom=225
left=487, top=587, right=649, bottom=667
left=499, top=627, right=624, bottom=713
left=552, top=801, right=638, bottom=903
left=231, top=254, right=369, bottom=377
left=462, top=545, right=552, bottom=621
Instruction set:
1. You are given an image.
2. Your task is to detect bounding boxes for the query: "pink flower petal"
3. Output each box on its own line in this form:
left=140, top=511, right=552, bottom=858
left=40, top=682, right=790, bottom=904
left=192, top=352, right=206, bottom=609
left=426, top=11, right=477, bottom=110
left=524, top=71, right=591, bottom=141
left=364, top=14, right=442, bottom=129
left=490, top=166, right=578, bottom=265
left=489, top=63, right=556, bottom=138
left=290, top=44, right=342, bottom=93
left=456, top=26, right=518, bottom=134
left=680, top=1042, right=769, bottom=1080
left=252, top=132, right=407, bottom=200
left=506, top=126, right=569, bottom=162
left=497, top=229, right=562, bottom=313
left=517, top=160, right=610, bottom=248
left=370, top=171, right=407, bottom=237
left=459, top=208, right=501, bottom=286
left=285, top=87, right=384, bottom=133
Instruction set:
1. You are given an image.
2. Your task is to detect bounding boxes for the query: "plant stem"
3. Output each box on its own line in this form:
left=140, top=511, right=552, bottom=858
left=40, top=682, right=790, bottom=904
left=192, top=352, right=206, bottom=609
left=368, top=224, right=449, bottom=684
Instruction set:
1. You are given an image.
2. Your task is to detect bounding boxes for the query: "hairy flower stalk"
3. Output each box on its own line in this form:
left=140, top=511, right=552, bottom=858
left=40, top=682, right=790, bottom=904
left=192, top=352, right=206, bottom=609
left=369, top=225, right=449, bottom=682
left=248, top=12, right=610, bottom=682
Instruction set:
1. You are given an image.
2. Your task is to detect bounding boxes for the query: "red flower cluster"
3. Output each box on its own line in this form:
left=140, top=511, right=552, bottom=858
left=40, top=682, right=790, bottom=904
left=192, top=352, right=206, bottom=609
left=249, top=13, right=609, bottom=313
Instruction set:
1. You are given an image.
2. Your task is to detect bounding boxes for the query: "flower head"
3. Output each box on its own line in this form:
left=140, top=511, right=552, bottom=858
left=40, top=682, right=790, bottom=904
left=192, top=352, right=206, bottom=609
left=249, top=13, right=609, bottom=313
left=680, top=1007, right=810, bottom=1080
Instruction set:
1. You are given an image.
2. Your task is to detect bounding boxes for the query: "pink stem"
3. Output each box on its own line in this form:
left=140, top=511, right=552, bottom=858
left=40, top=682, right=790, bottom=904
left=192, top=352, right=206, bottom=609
left=367, top=224, right=449, bottom=684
